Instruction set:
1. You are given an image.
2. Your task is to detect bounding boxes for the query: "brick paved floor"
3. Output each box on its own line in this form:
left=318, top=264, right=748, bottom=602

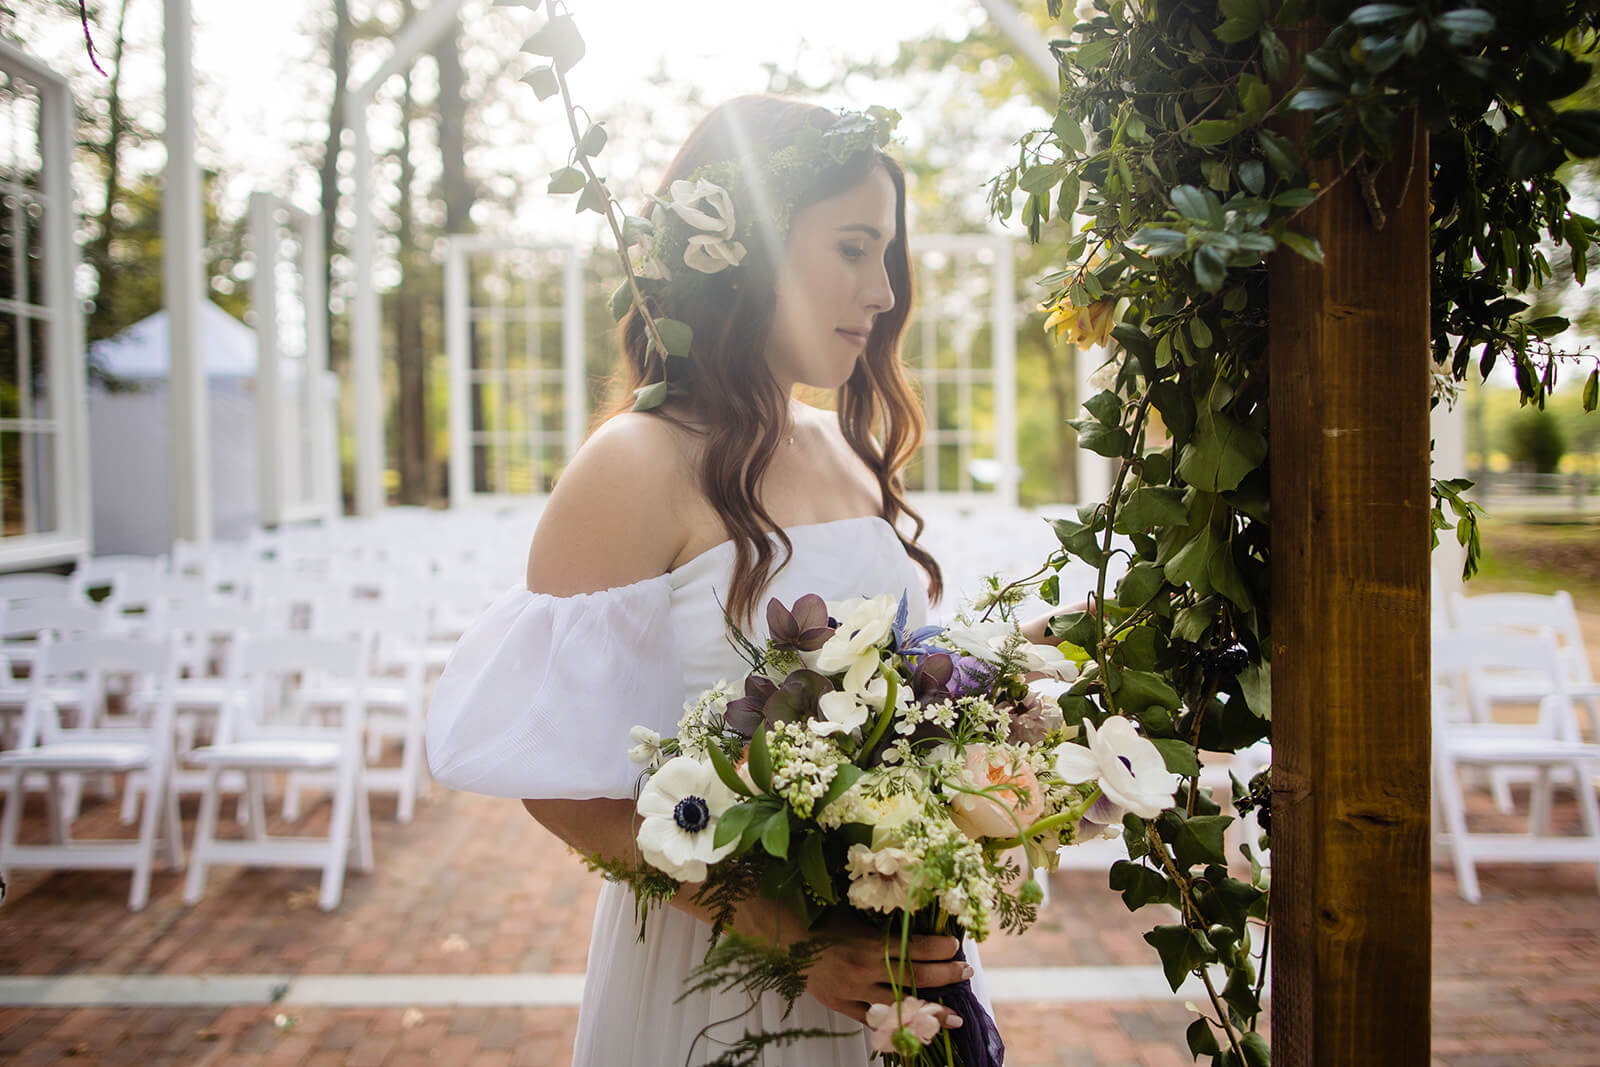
left=2, top=761, right=1598, bottom=1064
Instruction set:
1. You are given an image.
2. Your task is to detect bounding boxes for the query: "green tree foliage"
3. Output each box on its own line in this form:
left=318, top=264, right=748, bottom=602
left=1505, top=406, right=1570, bottom=473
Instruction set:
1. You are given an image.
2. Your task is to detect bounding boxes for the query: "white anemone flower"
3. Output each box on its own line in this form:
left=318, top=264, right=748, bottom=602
left=1052, top=716, right=1179, bottom=819
left=811, top=690, right=871, bottom=737
left=815, top=594, right=899, bottom=677
left=942, top=620, right=1077, bottom=680
left=635, top=756, right=739, bottom=881
left=683, top=234, right=747, bottom=274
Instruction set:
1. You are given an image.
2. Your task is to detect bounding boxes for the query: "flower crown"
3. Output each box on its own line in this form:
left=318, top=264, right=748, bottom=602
left=617, top=105, right=900, bottom=406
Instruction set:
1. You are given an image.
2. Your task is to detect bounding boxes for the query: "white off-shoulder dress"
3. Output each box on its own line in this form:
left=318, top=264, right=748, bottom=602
left=426, top=515, right=989, bottom=1067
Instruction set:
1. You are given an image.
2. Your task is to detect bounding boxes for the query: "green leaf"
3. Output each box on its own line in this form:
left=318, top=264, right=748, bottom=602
left=714, top=801, right=760, bottom=850
left=1177, top=409, right=1267, bottom=492
left=1187, top=1017, right=1222, bottom=1058
left=1583, top=369, right=1598, bottom=413
left=1151, top=737, right=1200, bottom=776
left=799, top=832, right=836, bottom=903
left=579, top=123, right=608, bottom=157
left=1237, top=660, right=1271, bottom=719
left=1116, top=561, right=1167, bottom=608
left=1109, top=860, right=1173, bottom=910
left=608, top=281, right=633, bottom=323
left=747, top=723, right=774, bottom=792
left=1193, top=247, right=1227, bottom=292
left=1242, top=1030, right=1271, bottom=1067
left=1171, top=185, right=1212, bottom=223
left=1257, top=128, right=1300, bottom=177
left=630, top=381, right=667, bottom=412
left=1144, top=924, right=1207, bottom=991
left=1172, top=814, right=1232, bottom=868
left=705, top=741, right=753, bottom=798
left=1114, top=669, right=1181, bottom=713
left=1260, top=26, right=1290, bottom=82
left=1189, top=118, right=1244, bottom=146
left=1214, top=17, right=1258, bottom=43
left=1084, top=389, right=1124, bottom=427
left=1279, top=229, right=1324, bottom=263
left=521, top=65, right=559, bottom=101
left=546, top=166, right=586, bottom=195
left=1289, top=87, right=1344, bottom=111
left=522, top=14, right=585, bottom=72
left=1271, top=187, right=1316, bottom=209
left=1148, top=381, right=1196, bottom=445
left=1238, top=160, right=1265, bottom=196
left=1118, top=625, right=1163, bottom=671
left=653, top=317, right=693, bottom=357
left=1041, top=573, right=1060, bottom=606
left=760, top=809, right=790, bottom=860
left=1435, top=9, right=1495, bottom=38
left=1074, top=37, right=1116, bottom=69
left=1223, top=966, right=1262, bottom=1021
left=622, top=214, right=655, bottom=245
left=1116, top=486, right=1189, bottom=533
left=1070, top=419, right=1131, bottom=458
left=577, top=178, right=609, bottom=215
left=816, top=763, right=862, bottom=815
left=1348, top=3, right=1411, bottom=26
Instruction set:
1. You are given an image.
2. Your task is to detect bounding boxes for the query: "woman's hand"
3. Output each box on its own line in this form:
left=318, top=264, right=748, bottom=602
left=801, top=918, right=970, bottom=1027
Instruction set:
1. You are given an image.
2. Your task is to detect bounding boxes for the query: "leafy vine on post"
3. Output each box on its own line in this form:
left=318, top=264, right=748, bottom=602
left=988, top=0, right=1599, bottom=1062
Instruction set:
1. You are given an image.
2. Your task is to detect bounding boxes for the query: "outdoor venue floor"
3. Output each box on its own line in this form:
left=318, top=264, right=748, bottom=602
left=1, top=768, right=1597, bottom=1067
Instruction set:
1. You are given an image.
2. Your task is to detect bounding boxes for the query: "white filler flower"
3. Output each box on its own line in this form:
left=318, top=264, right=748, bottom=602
left=1052, top=716, right=1179, bottom=819
left=636, top=755, right=739, bottom=881
left=941, top=620, right=1077, bottom=680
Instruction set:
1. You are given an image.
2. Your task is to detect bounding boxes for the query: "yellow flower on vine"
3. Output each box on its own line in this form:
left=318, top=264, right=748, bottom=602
left=1043, top=296, right=1117, bottom=348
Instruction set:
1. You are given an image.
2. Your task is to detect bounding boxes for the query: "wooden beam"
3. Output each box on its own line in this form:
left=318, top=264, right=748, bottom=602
left=1268, top=117, right=1433, bottom=1063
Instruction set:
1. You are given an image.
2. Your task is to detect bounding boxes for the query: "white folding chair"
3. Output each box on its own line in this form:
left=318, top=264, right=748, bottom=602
left=0, top=634, right=184, bottom=910
left=0, top=573, right=75, bottom=608
left=1431, top=629, right=1600, bottom=902
left=69, top=554, right=169, bottom=603
left=285, top=598, right=430, bottom=823
left=183, top=632, right=375, bottom=910
left=118, top=600, right=265, bottom=825
left=1448, top=589, right=1599, bottom=736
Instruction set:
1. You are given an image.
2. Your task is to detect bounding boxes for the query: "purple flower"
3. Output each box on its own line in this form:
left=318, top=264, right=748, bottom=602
left=946, top=655, right=997, bottom=698
left=766, top=594, right=835, bottom=652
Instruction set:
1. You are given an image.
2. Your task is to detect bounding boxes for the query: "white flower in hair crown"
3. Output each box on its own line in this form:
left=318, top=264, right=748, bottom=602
left=667, top=178, right=748, bottom=274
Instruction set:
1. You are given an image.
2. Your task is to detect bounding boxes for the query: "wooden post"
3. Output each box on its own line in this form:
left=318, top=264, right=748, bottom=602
left=1269, top=116, right=1432, bottom=1064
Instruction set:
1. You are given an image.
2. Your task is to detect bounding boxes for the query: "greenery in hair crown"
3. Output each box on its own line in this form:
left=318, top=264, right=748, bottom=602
left=519, top=3, right=898, bottom=410
left=618, top=105, right=901, bottom=409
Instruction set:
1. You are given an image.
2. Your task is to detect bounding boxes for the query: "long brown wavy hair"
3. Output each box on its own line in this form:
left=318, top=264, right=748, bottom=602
left=605, top=95, right=941, bottom=626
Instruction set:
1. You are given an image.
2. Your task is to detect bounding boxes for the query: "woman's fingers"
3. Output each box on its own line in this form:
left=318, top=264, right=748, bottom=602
left=909, top=957, right=974, bottom=988
left=888, top=934, right=962, bottom=961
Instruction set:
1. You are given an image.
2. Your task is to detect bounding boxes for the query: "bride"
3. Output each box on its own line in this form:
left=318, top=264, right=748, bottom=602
left=427, top=95, right=991, bottom=1065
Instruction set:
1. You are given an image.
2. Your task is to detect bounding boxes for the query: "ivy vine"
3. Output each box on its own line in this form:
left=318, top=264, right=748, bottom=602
left=989, top=0, right=1600, bottom=1062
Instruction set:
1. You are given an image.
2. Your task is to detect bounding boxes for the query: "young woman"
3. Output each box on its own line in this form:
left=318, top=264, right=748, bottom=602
left=427, top=96, right=990, bottom=1065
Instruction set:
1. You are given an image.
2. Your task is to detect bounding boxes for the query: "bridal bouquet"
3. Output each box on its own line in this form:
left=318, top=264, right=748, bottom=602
left=621, top=592, right=1182, bottom=1066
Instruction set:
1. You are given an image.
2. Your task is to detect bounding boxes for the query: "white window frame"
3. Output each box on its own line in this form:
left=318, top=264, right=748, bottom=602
left=0, top=41, right=90, bottom=569
left=905, top=234, right=1019, bottom=507
left=443, top=237, right=587, bottom=508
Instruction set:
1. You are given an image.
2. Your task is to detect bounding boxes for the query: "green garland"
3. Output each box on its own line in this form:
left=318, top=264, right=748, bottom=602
left=986, top=0, right=1600, bottom=1062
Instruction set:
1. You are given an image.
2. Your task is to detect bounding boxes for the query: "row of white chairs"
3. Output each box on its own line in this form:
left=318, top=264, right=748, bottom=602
left=1431, top=586, right=1600, bottom=902
left=0, top=629, right=373, bottom=911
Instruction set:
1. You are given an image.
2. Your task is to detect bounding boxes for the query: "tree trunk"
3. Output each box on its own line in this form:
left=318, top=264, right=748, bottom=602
left=433, top=12, right=483, bottom=501
left=320, top=0, right=351, bottom=379
left=86, top=0, right=133, bottom=346
left=393, top=57, right=427, bottom=507
left=1269, top=115, right=1433, bottom=1065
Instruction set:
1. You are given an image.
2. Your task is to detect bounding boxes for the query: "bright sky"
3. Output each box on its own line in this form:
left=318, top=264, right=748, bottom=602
left=190, top=0, right=990, bottom=213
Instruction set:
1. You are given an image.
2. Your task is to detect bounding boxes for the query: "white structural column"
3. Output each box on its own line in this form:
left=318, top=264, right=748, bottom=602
left=250, top=193, right=283, bottom=526
left=1430, top=387, right=1470, bottom=598
left=1075, top=343, right=1113, bottom=506
left=347, top=0, right=473, bottom=516
left=992, top=240, right=1019, bottom=507
left=163, top=0, right=210, bottom=543
left=299, top=209, right=339, bottom=520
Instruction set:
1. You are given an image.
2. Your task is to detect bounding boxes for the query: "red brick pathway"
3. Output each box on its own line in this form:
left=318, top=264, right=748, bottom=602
left=1, top=771, right=1597, bottom=1065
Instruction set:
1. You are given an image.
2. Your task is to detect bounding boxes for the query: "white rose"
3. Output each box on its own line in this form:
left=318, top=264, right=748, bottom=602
left=667, top=178, right=736, bottom=237
left=682, top=235, right=747, bottom=275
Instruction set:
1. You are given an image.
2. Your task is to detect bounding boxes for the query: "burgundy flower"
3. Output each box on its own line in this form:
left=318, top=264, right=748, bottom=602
left=723, top=674, right=778, bottom=737
left=910, top=652, right=955, bottom=702
left=767, top=594, right=835, bottom=652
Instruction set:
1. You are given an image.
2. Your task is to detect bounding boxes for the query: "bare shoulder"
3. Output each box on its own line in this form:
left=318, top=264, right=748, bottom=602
left=525, top=412, right=700, bottom=595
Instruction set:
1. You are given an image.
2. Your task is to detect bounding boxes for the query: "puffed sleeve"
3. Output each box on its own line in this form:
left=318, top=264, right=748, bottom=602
left=425, top=575, right=683, bottom=800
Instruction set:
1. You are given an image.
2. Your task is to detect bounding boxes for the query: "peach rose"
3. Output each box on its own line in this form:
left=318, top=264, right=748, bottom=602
left=947, top=744, right=1045, bottom=840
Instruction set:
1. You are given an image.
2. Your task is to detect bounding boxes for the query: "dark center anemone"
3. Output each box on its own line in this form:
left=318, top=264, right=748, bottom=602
left=673, top=795, right=711, bottom=834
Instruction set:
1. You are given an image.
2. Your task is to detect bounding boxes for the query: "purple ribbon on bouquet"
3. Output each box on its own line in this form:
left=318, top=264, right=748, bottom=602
left=922, top=943, right=1004, bottom=1066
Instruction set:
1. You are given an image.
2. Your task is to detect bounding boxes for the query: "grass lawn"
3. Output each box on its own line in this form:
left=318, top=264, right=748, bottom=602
left=1469, top=513, right=1600, bottom=605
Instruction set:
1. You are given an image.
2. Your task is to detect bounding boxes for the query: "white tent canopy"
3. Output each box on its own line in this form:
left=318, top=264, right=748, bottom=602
left=90, top=301, right=258, bottom=381
left=86, top=302, right=264, bottom=555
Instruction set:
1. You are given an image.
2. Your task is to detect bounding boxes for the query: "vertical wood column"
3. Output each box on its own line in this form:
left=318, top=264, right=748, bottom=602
left=1269, top=119, right=1433, bottom=1064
